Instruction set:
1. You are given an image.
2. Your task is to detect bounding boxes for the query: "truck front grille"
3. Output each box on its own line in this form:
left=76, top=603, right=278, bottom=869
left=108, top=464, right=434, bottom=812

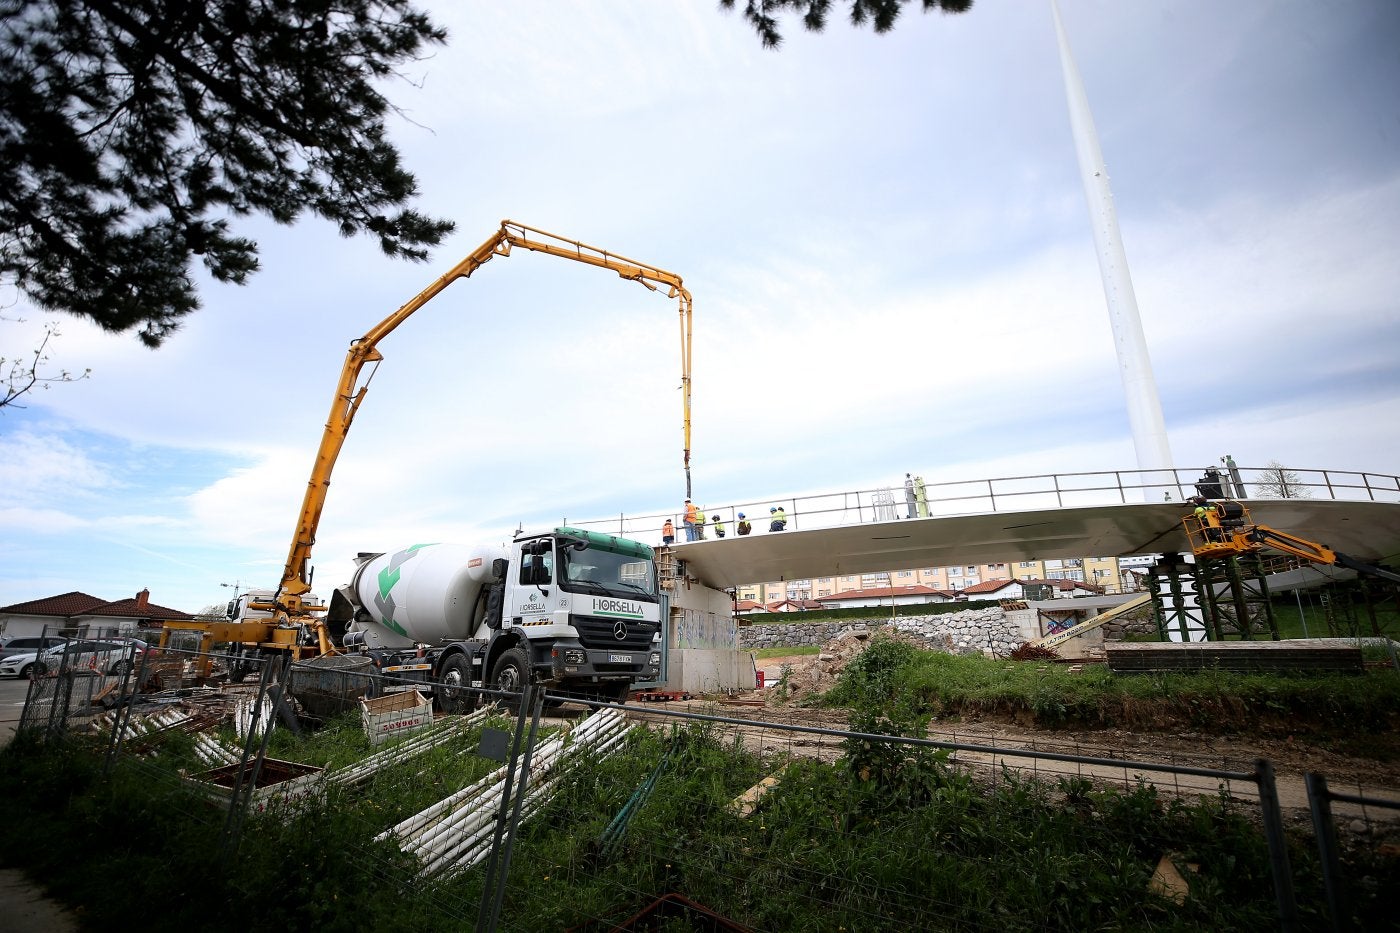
left=573, top=616, right=656, bottom=651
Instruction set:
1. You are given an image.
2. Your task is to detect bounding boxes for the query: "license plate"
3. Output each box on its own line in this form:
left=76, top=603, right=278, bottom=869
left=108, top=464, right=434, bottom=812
left=608, top=654, right=633, bottom=663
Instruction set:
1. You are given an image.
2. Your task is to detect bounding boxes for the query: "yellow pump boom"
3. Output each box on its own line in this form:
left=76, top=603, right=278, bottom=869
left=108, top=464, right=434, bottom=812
left=270, top=220, right=694, bottom=654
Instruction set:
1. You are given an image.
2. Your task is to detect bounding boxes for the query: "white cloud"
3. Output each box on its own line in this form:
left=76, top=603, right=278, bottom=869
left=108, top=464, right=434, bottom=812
left=0, top=507, right=90, bottom=535
left=0, top=428, right=116, bottom=507
left=3, top=0, right=1399, bottom=611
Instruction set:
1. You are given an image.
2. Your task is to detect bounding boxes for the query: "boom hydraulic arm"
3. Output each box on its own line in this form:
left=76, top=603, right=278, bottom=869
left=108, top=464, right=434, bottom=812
left=274, top=220, right=694, bottom=651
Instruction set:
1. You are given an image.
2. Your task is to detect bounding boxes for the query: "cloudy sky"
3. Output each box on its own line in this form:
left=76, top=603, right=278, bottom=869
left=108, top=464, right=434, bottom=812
left=2, top=0, right=1398, bottom=613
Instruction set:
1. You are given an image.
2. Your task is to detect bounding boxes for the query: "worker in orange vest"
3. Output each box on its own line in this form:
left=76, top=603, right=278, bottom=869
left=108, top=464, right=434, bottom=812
left=683, top=499, right=699, bottom=541
left=662, top=519, right=675, bottom=545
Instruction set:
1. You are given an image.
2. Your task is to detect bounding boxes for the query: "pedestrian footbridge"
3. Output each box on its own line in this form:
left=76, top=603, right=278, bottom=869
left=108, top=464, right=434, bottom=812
left=569, top=467, right=1400, bottom=591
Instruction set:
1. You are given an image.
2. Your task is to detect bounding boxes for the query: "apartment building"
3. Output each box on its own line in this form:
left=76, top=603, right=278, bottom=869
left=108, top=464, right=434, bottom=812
left=735, top=555, right=1134, bottom=606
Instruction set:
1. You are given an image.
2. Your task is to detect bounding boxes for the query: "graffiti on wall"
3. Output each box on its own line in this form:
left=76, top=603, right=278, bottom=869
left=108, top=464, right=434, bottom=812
left=672, top=608, right=737, bottom=650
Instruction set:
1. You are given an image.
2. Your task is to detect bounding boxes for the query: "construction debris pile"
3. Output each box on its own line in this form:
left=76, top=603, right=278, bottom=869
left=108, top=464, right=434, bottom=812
left=764, top=629, right=930, bottom=706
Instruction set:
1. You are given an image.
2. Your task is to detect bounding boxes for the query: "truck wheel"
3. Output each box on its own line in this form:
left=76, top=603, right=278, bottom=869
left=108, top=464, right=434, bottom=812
left=227, top=647, right=251, bottom=684
left=434, top=654, right=476, bottom=715
left=490, top=646, right=530, bottom=712
left=110, top=660, right=131, bottom=677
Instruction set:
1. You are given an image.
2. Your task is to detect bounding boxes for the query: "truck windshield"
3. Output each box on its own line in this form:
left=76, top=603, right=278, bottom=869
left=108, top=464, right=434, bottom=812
left=560, top=546, right=656, bottom=598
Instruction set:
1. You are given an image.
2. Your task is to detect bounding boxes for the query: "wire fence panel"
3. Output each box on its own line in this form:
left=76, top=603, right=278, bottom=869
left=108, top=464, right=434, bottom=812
left=1304, top=773, right=1400, bottom=933
left=10, top=642, right=1398, bottom=931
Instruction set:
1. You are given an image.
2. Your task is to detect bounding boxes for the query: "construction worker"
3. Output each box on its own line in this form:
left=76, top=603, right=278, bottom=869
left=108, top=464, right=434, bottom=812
left=683, top=499, right=699, bottom=541
left=711, top=515, right=725, bottom=538
left=1192, top=497, right=1222, bottom=542
left=662, top=519, right=675, bottom=546
left=736, top=512, right=752, bottom=536
left=769, top=506, right=787, bottom=532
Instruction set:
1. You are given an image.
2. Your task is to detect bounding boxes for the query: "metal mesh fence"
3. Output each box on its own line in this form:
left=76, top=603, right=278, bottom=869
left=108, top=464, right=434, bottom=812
left=9, top=642, right=1399, bottom=931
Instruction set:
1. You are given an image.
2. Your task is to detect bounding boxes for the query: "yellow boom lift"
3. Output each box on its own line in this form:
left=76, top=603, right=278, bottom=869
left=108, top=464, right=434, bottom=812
left=1183, top=499, right=1400, bottom=585
left=163, top=220, right=693, bottom=674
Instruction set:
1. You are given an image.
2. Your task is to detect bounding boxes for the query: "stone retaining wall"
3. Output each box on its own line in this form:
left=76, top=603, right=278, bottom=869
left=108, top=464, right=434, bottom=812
left=739, top=607, right=1021, bottom=657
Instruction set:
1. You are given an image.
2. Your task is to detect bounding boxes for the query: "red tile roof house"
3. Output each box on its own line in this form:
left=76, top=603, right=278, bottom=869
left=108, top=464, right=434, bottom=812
left=0, top=589, right=193, bottom=640
left=815, top=585, right=957, bottom=610
left=960, top=578, right=1104, bottom=600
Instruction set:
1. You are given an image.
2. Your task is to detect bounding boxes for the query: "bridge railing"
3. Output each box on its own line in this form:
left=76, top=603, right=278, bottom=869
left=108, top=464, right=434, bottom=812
left=563, top=466, right=1400, bottom=546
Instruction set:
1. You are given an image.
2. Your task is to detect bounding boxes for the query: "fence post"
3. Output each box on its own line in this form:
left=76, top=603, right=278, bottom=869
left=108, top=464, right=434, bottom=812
left=222, top=655, right=279, bottom=854
left=1304, top=773, right=1352, bottom=933
left=104, top=640, right=152, bottom=776
left=477, top=681, right=546, bottom=933
left=1255, top=758, right=1300, bottom=932
left=46, top=640, right=77, bottom=742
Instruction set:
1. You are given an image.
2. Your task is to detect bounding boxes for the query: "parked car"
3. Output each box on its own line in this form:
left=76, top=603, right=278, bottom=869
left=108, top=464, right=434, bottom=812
left=0, top=639, right=147, bottom=679
left=0, top=635, right=68, bottom=661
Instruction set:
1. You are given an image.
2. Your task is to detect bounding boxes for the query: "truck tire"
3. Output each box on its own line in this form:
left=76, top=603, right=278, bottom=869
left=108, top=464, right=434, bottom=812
left=434, top=654, right=476, bottom=715
left=226, top=647, right=252, bottom=684
left=490, top=646, right=530, bottom=712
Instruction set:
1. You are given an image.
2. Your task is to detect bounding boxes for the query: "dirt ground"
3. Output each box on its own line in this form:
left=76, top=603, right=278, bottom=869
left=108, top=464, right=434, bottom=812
left=744, top=637, right=1400, bottom=809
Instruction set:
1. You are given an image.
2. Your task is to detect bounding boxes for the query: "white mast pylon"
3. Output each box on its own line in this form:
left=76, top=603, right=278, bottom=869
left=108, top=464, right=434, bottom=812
left=1051, top=0, right=1176, bottom=501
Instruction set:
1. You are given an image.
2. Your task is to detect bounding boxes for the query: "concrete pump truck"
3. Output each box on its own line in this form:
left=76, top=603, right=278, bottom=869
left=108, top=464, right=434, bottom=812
left=162, top=220, right=694, bottom=710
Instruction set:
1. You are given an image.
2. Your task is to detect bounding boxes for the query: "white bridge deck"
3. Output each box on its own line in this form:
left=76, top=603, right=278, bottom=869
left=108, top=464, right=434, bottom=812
left=671, top=498, right=1400, bottom=591
left=563, top=467, right=1400, bottom=591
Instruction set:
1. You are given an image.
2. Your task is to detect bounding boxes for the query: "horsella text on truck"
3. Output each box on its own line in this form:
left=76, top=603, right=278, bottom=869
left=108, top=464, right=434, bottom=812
left=326, top=530, right=662, bottom=709
left=162, top=220, right=691, bottom=709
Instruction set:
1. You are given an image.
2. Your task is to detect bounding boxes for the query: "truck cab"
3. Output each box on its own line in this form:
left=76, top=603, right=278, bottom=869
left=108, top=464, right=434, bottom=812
left=506, top=527, right=662, bottom=695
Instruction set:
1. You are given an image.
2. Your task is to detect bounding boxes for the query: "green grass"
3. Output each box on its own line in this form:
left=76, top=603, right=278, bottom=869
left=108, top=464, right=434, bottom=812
left=3, top=715, right=1367, bottom=932
left=4, top=625, right=1400, bottom=930
left=818, top=633, right=1400, bottom=738
left=751, top=645, right=821, bottom=659
left=1267, top=594, right=1399, bottom=641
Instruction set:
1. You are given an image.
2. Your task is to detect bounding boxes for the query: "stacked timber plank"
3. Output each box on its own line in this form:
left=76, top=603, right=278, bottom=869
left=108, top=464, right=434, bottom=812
left=1106, top=639, right=1364, bottom=675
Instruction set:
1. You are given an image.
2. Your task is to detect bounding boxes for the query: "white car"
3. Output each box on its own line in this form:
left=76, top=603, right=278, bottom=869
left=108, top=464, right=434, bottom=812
left=0, top=639, right=147, bottom=679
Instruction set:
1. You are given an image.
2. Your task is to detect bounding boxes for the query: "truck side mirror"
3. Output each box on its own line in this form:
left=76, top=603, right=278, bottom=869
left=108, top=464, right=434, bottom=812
left=492, top=558, right=509, bottom=580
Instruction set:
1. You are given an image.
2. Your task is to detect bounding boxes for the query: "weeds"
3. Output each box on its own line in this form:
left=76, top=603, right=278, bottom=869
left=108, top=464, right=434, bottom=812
left=1, top=658, right=1395, bottom=930
left=821, top=641, right=1400, bottom=738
